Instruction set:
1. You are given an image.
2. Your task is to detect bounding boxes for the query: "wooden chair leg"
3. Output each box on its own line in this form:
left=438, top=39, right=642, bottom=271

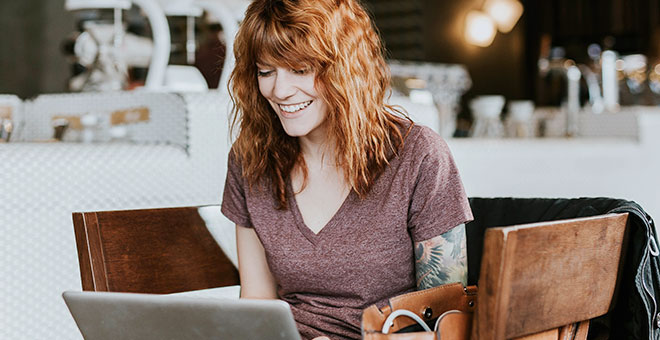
left=513, top=328, right=558, bottom=340
left=512, top=320, right=589, bottom=340
left=558, top=320, right=589, bottom=340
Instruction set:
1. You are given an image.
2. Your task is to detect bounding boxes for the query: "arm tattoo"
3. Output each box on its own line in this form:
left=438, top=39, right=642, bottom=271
left=414, top=224, right=467, bottom=290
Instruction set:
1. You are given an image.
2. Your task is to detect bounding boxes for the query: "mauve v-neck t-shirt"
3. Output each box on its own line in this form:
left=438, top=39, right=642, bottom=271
left=221, top=123, right=473, bottom=340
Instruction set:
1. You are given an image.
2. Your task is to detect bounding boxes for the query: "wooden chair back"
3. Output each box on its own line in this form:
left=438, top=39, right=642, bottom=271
left=473, top=213, right=629, bottom=339
left=72, top=206, right=239, bottom=294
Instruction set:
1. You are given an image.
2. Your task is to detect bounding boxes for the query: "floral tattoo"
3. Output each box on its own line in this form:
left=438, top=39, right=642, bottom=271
left=414, top=224, right=467, bottom=290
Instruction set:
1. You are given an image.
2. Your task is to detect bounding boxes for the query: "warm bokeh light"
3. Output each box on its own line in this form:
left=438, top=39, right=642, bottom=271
left=484, top=0, right=523, bottom=33
left=404, top=78, right=427, bottom=89
left=465, top=10, right=496, bottom=47
left=615, top=59, right=625, bottom=71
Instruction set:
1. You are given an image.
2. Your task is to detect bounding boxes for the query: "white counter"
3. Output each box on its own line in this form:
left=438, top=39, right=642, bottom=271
left=448, top=106, right=660, bottom=223
left=0, top=92, right=235, bottom=340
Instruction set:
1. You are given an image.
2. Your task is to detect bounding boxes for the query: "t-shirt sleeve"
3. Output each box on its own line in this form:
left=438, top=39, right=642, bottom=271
left=221, top=149, right=253, bottom=227
left=407, top=127, right=473, bottom=242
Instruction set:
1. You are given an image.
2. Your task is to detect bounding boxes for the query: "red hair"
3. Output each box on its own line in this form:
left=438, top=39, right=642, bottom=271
left=229, top=0, right=410, bottom=209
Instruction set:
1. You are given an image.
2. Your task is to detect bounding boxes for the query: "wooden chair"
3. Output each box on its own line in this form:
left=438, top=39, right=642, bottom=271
left=472, top=213, right=629, bottom=340
left=72, top=206, right=240, bottom=294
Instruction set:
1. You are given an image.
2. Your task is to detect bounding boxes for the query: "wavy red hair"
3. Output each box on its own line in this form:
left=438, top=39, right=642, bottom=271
left=229, top=0, right=410, bottom=209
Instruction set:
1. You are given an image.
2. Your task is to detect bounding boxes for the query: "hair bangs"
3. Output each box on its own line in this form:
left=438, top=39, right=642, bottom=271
left=248, top=14, right=323, bottom=70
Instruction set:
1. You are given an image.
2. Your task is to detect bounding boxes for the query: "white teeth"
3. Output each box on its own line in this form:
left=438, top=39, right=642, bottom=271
left=279, top=100, right=312, bottom=113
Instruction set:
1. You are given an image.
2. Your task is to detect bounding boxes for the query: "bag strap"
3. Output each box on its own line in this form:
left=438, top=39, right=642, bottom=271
left=362, top=283, right=477, bottom=334
left=382, top=309, right=433, bottom=334
left=435, top=310, right=473, bottom=340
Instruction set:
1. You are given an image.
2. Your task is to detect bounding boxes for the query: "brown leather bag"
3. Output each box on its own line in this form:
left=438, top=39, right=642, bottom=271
left=361, top=282, right=589, bottom=340
left=361, top=282, right=477, bottom=340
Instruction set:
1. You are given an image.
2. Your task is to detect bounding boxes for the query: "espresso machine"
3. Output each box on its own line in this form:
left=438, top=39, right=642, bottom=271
left=63, top=0, right=249, bottom=92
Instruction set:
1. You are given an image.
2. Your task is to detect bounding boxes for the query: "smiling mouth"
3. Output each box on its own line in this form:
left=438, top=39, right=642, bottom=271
left=278, top=100, right=312, bottom=113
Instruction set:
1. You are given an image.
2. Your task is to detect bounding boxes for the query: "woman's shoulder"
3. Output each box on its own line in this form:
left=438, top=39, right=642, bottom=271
left=402, top=122, right=449, bottom=157
left=227, top=145, right=242, bottom=168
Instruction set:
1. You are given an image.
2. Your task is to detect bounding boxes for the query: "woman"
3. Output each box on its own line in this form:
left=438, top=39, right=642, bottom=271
left=221, top=0, right=473, bottom=339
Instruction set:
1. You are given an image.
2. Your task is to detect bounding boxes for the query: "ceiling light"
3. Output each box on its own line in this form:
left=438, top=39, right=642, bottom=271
left=464, top=10, right=496, bottom=47
left=484, top=0, right=523, bottom=33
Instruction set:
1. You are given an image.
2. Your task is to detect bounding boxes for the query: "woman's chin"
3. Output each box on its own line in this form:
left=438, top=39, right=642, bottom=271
left=280, top=121, right=315, bottom=138
left=282, top=128, right=310, bottom=138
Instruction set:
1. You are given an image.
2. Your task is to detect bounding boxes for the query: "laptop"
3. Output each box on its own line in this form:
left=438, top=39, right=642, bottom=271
left=62, top=291, right=302, bottom=340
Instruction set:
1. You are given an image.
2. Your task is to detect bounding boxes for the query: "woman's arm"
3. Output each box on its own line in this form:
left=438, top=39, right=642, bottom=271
left=236, top=224, right=278, bottom=299
left=414, top=224, right=467, bottom=290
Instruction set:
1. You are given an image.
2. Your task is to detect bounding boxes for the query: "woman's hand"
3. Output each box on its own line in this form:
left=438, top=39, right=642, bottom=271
left=312, top=337, right=330, bottom=340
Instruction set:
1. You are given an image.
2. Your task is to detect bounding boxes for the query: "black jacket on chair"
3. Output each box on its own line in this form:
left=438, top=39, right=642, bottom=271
left=466, top=197, right=658, bottom=340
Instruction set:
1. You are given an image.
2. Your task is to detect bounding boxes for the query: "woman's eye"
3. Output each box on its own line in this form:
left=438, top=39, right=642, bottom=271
left=292, top=68, right=309, bottom=75
left=257, top=70, right=273, bottom=77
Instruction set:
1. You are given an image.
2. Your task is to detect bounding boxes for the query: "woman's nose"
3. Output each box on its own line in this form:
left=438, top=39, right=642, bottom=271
left=272, top=71, right=296, bottom=100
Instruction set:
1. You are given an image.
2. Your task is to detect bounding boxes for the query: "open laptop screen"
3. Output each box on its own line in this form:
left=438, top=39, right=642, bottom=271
left=62, top=291, right=302, bottom=340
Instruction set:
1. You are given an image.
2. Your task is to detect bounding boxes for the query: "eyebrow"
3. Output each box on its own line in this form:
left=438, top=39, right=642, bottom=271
left=256, top=61, right=310, bottom=70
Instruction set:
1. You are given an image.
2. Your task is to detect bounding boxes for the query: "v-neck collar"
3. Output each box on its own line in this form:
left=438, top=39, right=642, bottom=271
left=287, top=180, right=355, bottom=245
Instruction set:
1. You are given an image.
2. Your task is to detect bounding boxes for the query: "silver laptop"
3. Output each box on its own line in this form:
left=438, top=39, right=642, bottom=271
left=62, top=291, right=302, bottom=340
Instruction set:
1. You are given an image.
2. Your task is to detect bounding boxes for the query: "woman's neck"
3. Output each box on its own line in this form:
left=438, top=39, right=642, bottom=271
left=298, top=133, right=337, bottom=168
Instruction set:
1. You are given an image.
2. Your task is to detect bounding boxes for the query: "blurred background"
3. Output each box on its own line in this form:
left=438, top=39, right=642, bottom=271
left=4, top=0, right=660, bottom=112
left=0, top=1, right=659, bottom=339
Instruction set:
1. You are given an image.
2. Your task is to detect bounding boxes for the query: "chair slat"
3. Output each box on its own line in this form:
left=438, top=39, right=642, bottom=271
left=72, top=206, right=239, bottom=294
left=475, top=213, right=629, bottom=339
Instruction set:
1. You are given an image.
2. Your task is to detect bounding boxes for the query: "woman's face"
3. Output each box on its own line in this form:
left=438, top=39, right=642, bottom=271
left=256, top=63, right=329, bottom=141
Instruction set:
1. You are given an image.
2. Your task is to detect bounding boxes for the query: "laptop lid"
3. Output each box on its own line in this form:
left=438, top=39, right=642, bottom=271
left=62, top=291, right=302, bottom=340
